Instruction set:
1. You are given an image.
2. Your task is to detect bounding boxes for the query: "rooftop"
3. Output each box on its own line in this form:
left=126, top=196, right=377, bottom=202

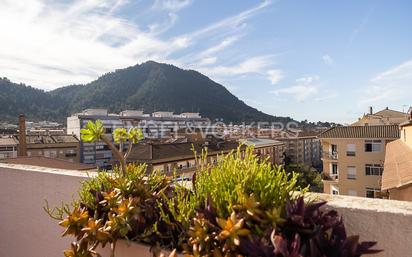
left=14, top=134, right=79, bottom=144
left=128, top=141, right=242, bottom=164
left=240, top=138, right=284, bottom=147
left=0, top=156, right=95, bottom=171
left=0, top=136, right=18, bottom=146
left=318, top=125, right=400, bottom=139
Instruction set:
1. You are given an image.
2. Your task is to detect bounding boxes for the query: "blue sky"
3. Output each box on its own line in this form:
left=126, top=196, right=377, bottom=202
left=1, top=0, right=411, bottom=123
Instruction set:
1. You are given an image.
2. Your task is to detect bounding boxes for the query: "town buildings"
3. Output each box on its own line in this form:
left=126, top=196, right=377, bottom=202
left=127, top=140, right=242, bottom=177
left=382, top=110, right=412, bottom=201
left=67, top=109, right=210, bottom=167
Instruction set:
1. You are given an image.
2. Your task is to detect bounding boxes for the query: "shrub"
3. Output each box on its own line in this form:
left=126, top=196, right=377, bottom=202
left=45, top=120, right=380, bottom=257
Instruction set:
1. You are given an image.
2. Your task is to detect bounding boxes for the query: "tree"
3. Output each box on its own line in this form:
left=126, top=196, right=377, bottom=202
left=80, top=120, right=143, bottom=175
left=285, top=163, right=323, bottom=192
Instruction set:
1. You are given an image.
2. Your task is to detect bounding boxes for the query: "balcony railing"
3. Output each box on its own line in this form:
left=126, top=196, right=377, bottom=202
left=322, top=172, right=338, bottom=181
left=322, top=151, right=338, bottom=160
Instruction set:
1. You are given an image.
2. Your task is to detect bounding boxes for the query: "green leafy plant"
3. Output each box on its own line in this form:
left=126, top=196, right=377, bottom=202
left=80, top=120, right=143, bottom=175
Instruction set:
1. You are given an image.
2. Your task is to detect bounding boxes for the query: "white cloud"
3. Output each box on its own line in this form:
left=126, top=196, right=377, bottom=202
left=0, top=0, right=274, bottom=90
left=267, top=69, right=283, bottom=84
left=360, top=59, right=412, bottom=106
left=322, top=54, right=333, bottom=65
left=190, top=0, right=271, bottom=39
left=198, top=56, right=274, bottom=77
left=271, top=76, right=320, bottom=102
left=152, top=0, right=192, bottom=12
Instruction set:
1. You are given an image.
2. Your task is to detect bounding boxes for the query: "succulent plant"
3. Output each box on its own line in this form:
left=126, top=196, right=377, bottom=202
left=47, top=140, right=381, bottom=257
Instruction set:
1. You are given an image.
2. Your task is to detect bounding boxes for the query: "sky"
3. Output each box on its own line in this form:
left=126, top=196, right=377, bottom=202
left=1, top=0, right=412, bottom=124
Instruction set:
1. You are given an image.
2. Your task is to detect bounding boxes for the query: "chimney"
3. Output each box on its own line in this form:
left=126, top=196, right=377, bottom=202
left=369, top=106, right=373, bottom=115
left=18, top=114, right=27, bottom=157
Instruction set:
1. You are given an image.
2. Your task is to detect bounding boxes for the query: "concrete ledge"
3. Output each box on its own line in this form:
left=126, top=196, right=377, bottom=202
left=1, top=164, right=411, bottom=257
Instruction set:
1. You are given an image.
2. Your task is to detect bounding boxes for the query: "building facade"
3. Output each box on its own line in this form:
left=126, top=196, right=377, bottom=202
left=17, top=135, right=80, bottom=162
left=276, top=132, right=322, bottom=169
left=320, top=125, right=399, bottom=198
left=0, top=136, right=18, bottom=159
left=127, top=141, right=242, bottom=177
left=351, top=107, right=407, bottom=126
left=382, top=111, right=412, bottom=201
left=240, top=138, right=285, bottom=165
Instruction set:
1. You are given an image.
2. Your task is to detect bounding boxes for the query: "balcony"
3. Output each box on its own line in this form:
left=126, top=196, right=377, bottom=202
left=322, top=172, right=339, bottom=181
left=322, top=151, right=338, bottom=160
left=1, top=163, right=411, bottom=257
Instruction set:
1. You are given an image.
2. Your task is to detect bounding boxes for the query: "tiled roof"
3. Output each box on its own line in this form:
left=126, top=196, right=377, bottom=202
left=0, top=137, right=18, bottom=146
left=318, top=125, right=400, bottom=139
left=128, top=141, right=242, bottom=164
left=240, top=138, right=284, bottom=147
left=1, top=156, right=95, bottom=170
left=382, top=139, right=412, bottom=190
left=14, top=135, right=79, bottom=144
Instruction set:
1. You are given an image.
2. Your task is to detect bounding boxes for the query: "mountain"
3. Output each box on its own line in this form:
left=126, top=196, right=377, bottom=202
left=0, top=78, right=68, bottom=122
left=1, top=61, right=295, bottom=124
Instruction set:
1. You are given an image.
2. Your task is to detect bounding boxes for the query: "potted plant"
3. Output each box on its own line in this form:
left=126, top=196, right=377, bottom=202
left=46, top=120, right=381, bottom=257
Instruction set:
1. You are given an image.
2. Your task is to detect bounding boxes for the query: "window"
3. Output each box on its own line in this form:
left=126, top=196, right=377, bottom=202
left=365, top=164, right=383, bottom=176
left=331, top=164, right=338, bottom=174
left=65, top=149, right=77, bottom=157
left=331, top=186, right=339, bottom=195
left=331, top=144, right=337, bottom=154
left=364, top=140, right=382, bottom=152
left=366, top=187, right=380, bottom=198
left=347, top=166, right=356, bottom=180
left=346, top=144, right=356, bottom=156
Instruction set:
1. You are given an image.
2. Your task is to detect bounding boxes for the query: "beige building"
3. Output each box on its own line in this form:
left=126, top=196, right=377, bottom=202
left=240, top=138, right=285, bottom=165
left=320, top=125, right=399, bottom=198
left=16, top=135, right=81, bottom=162
left=351, top=107, right=407, bottom=126
left=0, top=136, right=18, bottom=159
left=276, top=131, right=322, bottom=168
left=382, top=113, right=412, bottom=201
left=127, top=141, right=243, bottom=178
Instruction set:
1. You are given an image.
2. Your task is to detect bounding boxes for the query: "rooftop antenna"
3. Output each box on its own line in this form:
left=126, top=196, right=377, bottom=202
left=402, top=104, right=408, bottom=113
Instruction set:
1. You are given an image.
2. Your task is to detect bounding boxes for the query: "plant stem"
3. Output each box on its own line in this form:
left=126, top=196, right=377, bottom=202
left=124, top=142, right=133, bottom=162
left=101, top=135, right=126, bottom=176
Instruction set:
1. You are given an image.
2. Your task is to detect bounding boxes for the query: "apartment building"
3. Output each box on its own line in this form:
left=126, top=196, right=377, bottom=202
left=67, top=109, right=210, bottom=167
left=320, top=125, right=399, bottom=198
left=382, top=112, right=412, bottom=201
left=127, top=141, right=242, bottom=177
left=240, top=138, right=285, bottom=165
left=15, top=134, right=80, bottom=162
left=0, top=136, right=18, bottom=159
left=351, top=107, right=407, bottom=126
left=275, top=131, right=322, bottom=168
left=67, top=109, right=124, bottom=167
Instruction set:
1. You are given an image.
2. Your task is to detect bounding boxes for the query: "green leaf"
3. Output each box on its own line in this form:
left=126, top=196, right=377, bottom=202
left=128, top=128, right=144, bottom=144
left=80, top=120, right=105, bottom=143
left=113, top=128, right=127, bottom=143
